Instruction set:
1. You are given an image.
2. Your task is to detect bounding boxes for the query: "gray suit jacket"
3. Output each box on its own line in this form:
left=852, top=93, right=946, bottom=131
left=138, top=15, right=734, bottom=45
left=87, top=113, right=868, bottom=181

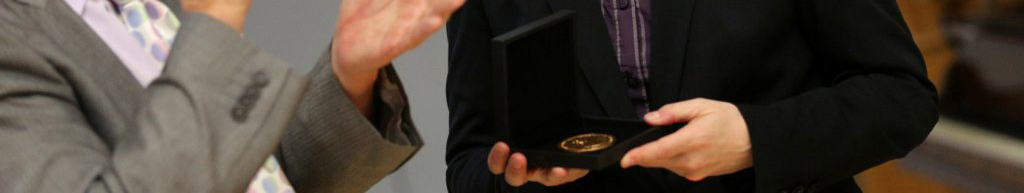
left=0, top=0, right=422, bottom=192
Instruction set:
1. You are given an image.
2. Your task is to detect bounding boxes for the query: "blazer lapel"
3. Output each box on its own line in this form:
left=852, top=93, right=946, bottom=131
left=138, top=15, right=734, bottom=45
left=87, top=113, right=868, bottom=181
left=28, top=0, right=146, bottom=118
left=625, top=0, right=700, bottom=186
left=548, top=0, right=636, bottom=118
left=647, top=0, right=697, bottom=109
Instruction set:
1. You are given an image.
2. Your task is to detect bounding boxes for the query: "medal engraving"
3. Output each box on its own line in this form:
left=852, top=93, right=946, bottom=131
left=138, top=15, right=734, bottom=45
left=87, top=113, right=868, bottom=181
left=559, top=133, right=615, bottom=153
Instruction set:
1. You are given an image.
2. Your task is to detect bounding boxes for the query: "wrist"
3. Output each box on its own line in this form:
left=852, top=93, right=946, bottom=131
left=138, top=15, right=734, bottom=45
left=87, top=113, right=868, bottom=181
left=330, top=39, right=388, bottom=92
left=204, top=8, right=248, bottom=32
left=331, top=54, right=383, bottom=117
left=183, top=2, right=251, bottom=32
left=332, top=64, right=381, bottom=91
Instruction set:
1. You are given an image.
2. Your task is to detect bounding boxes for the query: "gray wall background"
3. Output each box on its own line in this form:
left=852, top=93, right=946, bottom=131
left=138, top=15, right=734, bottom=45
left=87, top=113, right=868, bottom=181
left=244, top=0, right=452, bottom=192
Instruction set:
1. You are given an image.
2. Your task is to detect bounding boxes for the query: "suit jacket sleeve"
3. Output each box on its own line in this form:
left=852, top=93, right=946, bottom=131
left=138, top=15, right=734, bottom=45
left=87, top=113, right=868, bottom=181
left=111, top=13, right=319, bottom=193
left=1, top=13, right=310, bottom=193
left=734, top=0, right=939, bottom=192
left=278, top=47, right=423, bottom=193
left=2, top=10, right=421, bottom=193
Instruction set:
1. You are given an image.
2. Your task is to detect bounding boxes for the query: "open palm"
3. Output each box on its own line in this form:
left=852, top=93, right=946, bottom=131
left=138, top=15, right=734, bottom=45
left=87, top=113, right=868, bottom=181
left=332, top=0, right=464, bottom=75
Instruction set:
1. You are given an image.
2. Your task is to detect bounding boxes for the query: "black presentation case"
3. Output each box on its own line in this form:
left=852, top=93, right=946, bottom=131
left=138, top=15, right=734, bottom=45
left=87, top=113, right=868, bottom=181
left=491, top=10, right=678, bottom=170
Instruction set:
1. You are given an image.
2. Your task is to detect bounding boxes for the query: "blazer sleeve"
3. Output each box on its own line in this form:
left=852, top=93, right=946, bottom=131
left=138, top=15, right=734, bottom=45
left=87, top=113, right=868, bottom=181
left=734, top=0, right=939, bottom=192
left=278, top=47, right=423, bottom=193
left=1, top=13, right=310, bottom=193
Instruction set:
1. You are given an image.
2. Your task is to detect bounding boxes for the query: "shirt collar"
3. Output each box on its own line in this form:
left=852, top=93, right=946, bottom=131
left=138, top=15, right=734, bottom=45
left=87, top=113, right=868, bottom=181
left=62, top=0, right=87, bottom=15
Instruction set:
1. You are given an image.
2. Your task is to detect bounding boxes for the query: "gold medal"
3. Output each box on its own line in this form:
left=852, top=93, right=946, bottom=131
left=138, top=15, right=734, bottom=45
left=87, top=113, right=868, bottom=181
left=558, top=133, right=615, bottom=153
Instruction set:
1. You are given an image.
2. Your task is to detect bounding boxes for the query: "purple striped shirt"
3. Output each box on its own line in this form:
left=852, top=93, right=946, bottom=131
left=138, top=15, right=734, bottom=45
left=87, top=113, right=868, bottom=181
left=601, top=0, right=652, bottom=117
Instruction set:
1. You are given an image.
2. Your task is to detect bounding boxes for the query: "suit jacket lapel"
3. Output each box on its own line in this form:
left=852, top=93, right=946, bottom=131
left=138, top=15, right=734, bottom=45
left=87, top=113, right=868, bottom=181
left=160, top=0, right=182, bottom=15
left=548, top=0, right=636, bottom=118
left=28, top=0, right=146, bottom=118
left=647, top=0, right=697, bottom=109
left=624, top=0, right=700, bottom=185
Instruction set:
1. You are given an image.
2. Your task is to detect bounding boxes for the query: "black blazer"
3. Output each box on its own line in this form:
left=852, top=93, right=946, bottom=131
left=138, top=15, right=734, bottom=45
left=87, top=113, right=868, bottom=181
left=445, top=0, right=939, bottom=192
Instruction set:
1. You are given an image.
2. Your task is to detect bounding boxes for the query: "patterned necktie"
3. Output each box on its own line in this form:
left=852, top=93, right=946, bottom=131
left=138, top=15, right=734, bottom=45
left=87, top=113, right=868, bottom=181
left=107, top=1, right=296, bottom=192
left=110, top=0, right=178, bottom=62
left=248, top=157, right=296, bottom=193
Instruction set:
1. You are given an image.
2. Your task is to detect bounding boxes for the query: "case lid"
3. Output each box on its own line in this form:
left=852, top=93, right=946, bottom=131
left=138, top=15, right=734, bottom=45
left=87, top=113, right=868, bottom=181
left=492, top=10, right=579, bottom=145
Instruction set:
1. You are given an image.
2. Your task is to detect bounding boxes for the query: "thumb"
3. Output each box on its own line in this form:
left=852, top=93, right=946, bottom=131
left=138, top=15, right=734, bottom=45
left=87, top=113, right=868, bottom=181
left=620, top=140, right=669, bottom=169
left=645, top=99, right=707, bottom=126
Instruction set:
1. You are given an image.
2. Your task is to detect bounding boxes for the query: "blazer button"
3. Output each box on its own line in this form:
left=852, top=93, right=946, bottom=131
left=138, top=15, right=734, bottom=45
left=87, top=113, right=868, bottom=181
left=253, top=72, right=270, bottom=86
left=240, top=94, right=257, bottom=107
left=625, top=76, right=641, bottom=88
left=245, top=86, right=261, bottom=97
left=231, top=106, right=248, bottom=122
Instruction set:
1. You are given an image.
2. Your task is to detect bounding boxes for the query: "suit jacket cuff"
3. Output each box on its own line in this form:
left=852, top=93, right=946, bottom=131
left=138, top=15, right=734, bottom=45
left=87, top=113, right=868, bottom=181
left=735, top=103, right=823, bottom=193
left=304, top=50, right=423, bottom=149
left=280, top=49, right=422, bottom=192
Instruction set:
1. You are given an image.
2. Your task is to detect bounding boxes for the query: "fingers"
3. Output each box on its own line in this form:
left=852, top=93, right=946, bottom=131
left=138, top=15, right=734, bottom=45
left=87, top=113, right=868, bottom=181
left=416, top=0, right=460, bottom=35
left=413, top=16, right=445, bottom=46
left=396, top=0, right=449, bottom=55
left=622, top=141, right=709, bottom=181
left=418, top=0, right=464, bottom=39
left=416, top=0, right=462, bottom=42
left=525, top=167, right=558, bottom=186
left=532, top=167, right=562, bottom=186
left=500, top=152, right=590, bottom=187
left=420, top=16, right=445, bottom=34
left=428, top=0, right=466, bottom=15
left=560, top=168, right=590, bottom=184
left=521, top=167, right=589, bottom=187
left=621, top=129, right=694, bottom=168
left=504, top=153, right=529, bottom=186
left=645, top=98, right=711, bottom=126
left=628, top=99, right=707, bottom=168
left=488, top=142, right=511, bottom=174
left=621, top=139, right=674, bottom=168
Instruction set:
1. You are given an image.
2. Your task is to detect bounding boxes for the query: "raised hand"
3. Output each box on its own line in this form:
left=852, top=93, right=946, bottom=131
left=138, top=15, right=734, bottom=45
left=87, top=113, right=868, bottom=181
left=332, top=0, right=465, bottom=78
left=331, top=0, right=466, bottom=115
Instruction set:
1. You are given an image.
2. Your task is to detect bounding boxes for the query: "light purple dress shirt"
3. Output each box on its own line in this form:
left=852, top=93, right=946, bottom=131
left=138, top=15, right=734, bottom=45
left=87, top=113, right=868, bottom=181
left=64, top=0, right=164, bottom=87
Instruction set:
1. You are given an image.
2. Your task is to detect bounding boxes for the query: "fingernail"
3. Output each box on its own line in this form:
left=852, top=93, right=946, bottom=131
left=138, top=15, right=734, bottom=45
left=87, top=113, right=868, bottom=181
left=621, top=156, right=633, bottom=168
left=645, top=112, right=661, bottom=120
left=553, top=167, right=567, bottom=177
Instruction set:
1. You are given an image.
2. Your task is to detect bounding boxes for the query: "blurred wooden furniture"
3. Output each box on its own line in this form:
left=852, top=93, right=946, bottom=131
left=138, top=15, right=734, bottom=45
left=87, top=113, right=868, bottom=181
left=940, top=0, right=1024, bottom=138
left=859, top=118, right=1024, bottom=193
left=857, top=160, right=963, bottom=193
left=896, top=0, right=958, bottom=90
left=902, top=118, right=1024, bottom=193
